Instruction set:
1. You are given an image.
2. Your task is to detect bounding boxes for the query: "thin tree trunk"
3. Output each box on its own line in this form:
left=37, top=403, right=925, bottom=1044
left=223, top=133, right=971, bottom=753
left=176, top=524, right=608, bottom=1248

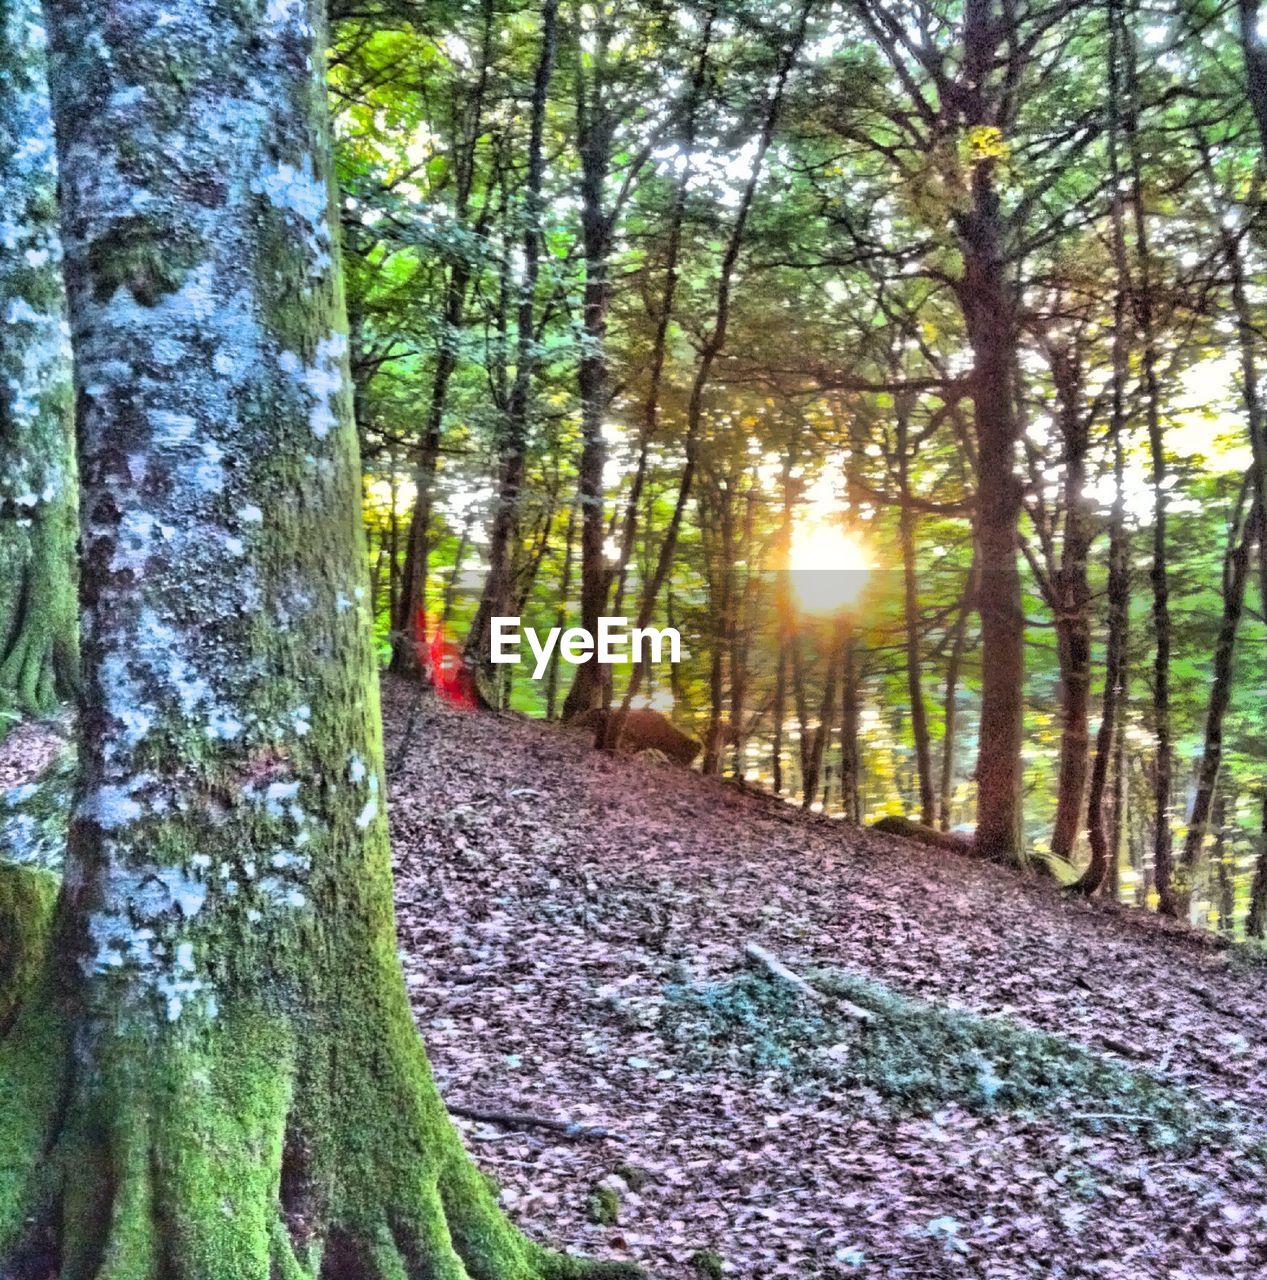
left=387, top=462, right=402, bottom=631
left=803, top=626, right=843, bottom=811
left=939, top=557, right=975, bottom=831
left=1046, top=352, right=1094, bottom=864
left=839, top=622, right=862, bottom=823
left=440, top=516, right=474, bottom=630
left=1079, top=4, right=1131, bottom=895
left=771, top=448, right=799, bottom=795
left=1108, top=701, right=1126, bottom=901
left=791, top=627, right=813, bottom=794
left=1179, top=484, right=1257, bottom=900
left=1247, top=793, right=1267, bottom=938
left=468, top=0, right=559, bottom=672
left=1079, top=430, right=1130, bottom=894
left=561, top=4, right=616, bottom=720
left=1240, top=0, right=1267, bottom=160
left=1213, top=791, right=1234, bottom=934
left=546, top=500, right=579, bottom=720
left=701, top=476, right=734, bottom=776
left=391, top=0, right=495, bottom=673
left=730, top=482, right=758, bottom=777
left=895, top=411, right=935, bottom=825
left=772, top=643, right=787, bottom=794
left=1213, top=150, right=1267, bottom=624
left=1121, top=11, right=1176, bottom=914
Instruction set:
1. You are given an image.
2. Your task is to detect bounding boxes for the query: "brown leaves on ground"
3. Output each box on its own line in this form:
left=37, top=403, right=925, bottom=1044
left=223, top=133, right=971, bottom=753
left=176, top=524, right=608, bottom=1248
left=0, top=718, right=66, bottom=791
left=396, top=682, right=1267, bottom=1277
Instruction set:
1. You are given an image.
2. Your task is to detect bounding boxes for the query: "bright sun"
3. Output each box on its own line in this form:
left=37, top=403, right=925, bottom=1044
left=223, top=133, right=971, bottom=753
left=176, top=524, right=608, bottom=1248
left=788, top=519, right=870, bottom=613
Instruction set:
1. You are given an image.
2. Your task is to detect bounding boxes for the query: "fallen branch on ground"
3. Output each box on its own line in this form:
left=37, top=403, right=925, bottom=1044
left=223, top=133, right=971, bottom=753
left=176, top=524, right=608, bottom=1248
left=742, top=942, right=875, bottom=1023
left=447, top=1102, right=619, bottom=1141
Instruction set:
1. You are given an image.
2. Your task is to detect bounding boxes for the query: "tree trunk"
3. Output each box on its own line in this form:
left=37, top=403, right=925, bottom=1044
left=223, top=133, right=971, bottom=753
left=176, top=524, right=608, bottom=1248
left=803, top=624, right=843, bottom=811
left=0, top=0, right=79, bottom=728
left=545, top=500, right=578, bottom=720
left=1247, top=793, right=1267, bottom=939
left=770, top=448, right=798, bottom=795
left=1078, top=5, right=1131, bottom=897
left=895, top=412, right=935, bottom=826
left=960, top=0, right=1025, bottom=864
left=961, top=188, right=1024, bottom=862
left=1212, top=136, right=1267, bottom=630
left=1240, top=0, right=1267, bottom=160
left=1122, top=16, right=1176, bottom=914
left=560, top=10, right=615, bottom=722
left=1078, top=424, right=1129, bottom=895
left=729, top=483, right=758, bottom=778
left=839, top=623, right=861, bottom=824
left=1213, top=791, right=1234, bottom=935
left=0, top=6, right=638, bottom=1279
left=467, top=0, right=559, bottom=673
left=1179, top=485, right=1257, bottom=904
left=771, top=644, right=787, bottom=794
left=939, top=557, right=975, bottom=831
left=701, top=476, right=734, bottom=777
left=1108, top=705, right=1126, bottom=901
left=1047, top=353, right=1094, bottom=864
left=390, top=0, right=495, bottom=675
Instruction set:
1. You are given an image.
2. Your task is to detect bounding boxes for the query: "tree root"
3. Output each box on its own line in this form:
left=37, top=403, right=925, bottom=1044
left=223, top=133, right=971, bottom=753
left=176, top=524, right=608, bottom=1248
left=0, top=606, right=77, bottom=726
left=1, top=992, right=646, bottom=1280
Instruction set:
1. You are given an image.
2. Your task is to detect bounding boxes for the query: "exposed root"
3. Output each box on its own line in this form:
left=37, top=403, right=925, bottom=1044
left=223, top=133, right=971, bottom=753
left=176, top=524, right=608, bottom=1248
left=0, top=998, right=71, bottom=1266
left=0, top=991, right=646, bottom=1280
left=0, top=608, right=76, bottom=725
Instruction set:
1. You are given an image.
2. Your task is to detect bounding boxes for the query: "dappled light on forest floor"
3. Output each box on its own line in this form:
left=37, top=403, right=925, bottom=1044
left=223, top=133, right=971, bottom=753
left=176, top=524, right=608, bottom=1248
left=383, top=680, right=1267, bottom=1279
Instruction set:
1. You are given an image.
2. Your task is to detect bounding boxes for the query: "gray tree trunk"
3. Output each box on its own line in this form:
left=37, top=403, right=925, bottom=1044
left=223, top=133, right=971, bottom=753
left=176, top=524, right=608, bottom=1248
left=0, top=0, right=78, bottom=727
left=0, top=4, right=637, bottom=1277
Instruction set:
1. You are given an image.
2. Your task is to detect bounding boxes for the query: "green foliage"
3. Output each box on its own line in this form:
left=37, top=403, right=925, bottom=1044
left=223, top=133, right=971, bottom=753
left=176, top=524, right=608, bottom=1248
left=587, top=1185, right=620, bottom=1226
left=336, top=0, right=1267, bottom=930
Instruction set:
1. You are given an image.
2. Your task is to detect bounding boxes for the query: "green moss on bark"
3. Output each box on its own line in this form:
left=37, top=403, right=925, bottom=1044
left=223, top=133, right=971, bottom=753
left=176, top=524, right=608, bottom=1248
left=0, top=0, right=80, bottom=735
left=0, top=861, right=58, bottom=1025
left=0, top=1001, right=68, bottom=1261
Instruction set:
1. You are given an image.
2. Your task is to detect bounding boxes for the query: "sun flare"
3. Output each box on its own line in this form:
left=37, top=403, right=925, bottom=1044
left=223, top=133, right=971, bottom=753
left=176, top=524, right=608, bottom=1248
left=788, top=518, right=870, bottom=613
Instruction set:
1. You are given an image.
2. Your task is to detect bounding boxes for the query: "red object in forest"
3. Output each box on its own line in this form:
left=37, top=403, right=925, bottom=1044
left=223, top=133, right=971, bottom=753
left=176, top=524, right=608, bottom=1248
left=420, top=616, right=480, bottom=711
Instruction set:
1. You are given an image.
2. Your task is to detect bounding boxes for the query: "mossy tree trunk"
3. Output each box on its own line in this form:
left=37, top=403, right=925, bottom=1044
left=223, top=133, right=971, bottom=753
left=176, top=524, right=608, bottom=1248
left=0, top=3, right=638, bottom=1278
left=0, top=0, right=79, bottom=729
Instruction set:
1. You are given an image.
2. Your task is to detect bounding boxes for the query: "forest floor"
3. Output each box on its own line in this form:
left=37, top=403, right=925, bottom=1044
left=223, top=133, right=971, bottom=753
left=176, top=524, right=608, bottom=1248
left=382, top=680, right=1267, bottom=1280
left=7, top=690, right=1264, bottom=1278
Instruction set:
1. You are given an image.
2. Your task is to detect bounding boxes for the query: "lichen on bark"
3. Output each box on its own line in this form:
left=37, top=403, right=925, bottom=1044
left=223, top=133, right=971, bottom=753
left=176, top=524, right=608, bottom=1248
left=0, top=0, right=79, bottom=729
left=0, top=2, right=640, bottom=1277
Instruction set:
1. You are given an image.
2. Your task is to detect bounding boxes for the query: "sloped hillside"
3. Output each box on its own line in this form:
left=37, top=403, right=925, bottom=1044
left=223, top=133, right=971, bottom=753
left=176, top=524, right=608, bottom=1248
left=383, top=680, right=1267, bottom=1280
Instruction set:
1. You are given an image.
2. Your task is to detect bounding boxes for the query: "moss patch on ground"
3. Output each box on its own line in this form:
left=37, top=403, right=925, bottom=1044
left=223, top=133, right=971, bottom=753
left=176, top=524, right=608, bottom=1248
left=660, top=965, right=1249, bottom=1152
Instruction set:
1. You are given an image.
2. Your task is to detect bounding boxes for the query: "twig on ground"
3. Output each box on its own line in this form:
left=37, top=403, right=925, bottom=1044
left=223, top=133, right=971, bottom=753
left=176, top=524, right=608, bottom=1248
left=742, top=942, right=875, bottom=1024
left=448, top=1102, right=619, bottom=1141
